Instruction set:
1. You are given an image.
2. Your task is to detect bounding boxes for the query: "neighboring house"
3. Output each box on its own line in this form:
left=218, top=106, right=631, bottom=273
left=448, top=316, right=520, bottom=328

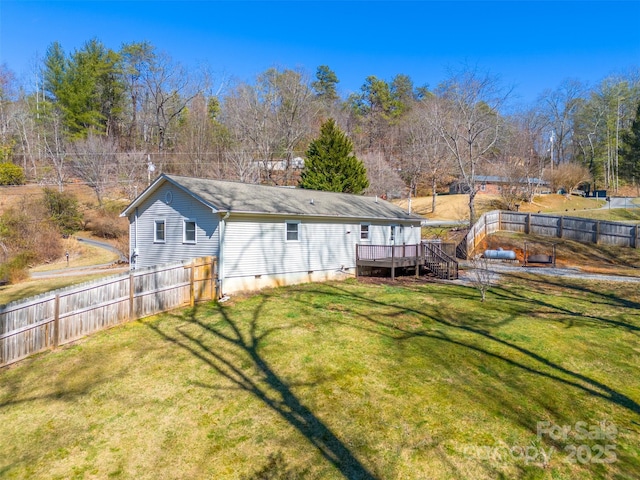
left=254, top=156, right=305, bottom=171
left=121, top=174, right=423, bottom=295
left=449, top=176, right=550, bottom=195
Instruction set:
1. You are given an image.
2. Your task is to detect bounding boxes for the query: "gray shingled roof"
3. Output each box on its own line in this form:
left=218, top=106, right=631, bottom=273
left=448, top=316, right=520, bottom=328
left=123, top=174, right=422, bottom=222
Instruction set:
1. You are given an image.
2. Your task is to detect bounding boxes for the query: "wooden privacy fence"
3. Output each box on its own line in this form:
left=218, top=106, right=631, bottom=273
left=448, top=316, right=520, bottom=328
left=0, top=256, right=217, bottom=367
left=462, top=210, right=640, bottom=258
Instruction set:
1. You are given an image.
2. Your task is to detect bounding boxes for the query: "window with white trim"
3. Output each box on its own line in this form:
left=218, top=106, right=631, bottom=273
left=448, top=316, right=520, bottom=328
left=390, top=225, right=396, bottom=243
left=360, top=224, right=370, bottom=241
left=286, top=221, right=299, bottom=242
left=154, top=219, right=166, bottom=243
left=183, top=219, right=197, bottom=244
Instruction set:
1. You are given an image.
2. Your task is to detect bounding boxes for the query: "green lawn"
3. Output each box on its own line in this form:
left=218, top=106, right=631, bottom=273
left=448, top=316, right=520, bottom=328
left=1, top=275, right=639, bottom=479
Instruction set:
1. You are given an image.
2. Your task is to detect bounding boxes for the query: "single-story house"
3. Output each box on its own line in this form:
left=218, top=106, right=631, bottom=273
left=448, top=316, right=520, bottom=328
left=449, top=176, right=550, bottom=195
left=120, top=174, right=423, bottom=295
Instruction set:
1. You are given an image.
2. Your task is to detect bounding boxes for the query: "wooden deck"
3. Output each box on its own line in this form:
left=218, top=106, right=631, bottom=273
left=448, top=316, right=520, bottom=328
left=356, top=243, right=458, bottom=280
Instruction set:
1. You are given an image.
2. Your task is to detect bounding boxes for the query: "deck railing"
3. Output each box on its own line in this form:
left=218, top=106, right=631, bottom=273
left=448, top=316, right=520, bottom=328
left=356, top=244, right=420, bottom=261
left=355, top=243, right=458, bottom=280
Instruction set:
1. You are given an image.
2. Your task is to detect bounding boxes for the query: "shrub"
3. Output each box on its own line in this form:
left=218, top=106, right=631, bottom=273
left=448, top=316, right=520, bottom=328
left=84, top=206, right=128, bottom=240
left=0, top=252, right=34, bottom=284
left=43, top=188, right=84, bottom=236
left=0, top=199, right=63, bottom=283
left=0, top=162, right=25, bottom=185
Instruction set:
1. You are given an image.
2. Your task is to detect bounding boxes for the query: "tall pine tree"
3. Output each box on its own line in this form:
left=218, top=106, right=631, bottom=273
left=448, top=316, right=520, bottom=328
left=620, top=102, right=640, bottom=188
left=299, top=119, right=369, bottom=194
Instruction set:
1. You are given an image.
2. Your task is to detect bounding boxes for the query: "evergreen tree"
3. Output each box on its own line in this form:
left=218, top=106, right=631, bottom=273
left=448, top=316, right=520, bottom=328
left=620, top=102, right=640, bottom=185
left=42, top=39, right=124, bottom=138
left=311, top=65, right=339, bottom=102
left=300, top=119, right=369, bottom=194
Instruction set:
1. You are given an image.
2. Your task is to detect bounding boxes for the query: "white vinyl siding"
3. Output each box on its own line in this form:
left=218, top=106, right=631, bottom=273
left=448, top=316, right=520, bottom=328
left=223, top=217, right=354, bottom=278
left=132, top=183, right=219, bottom=269
left=129, top=180, right=422, bottom=278
left=220, top=217, right=421, bottom=280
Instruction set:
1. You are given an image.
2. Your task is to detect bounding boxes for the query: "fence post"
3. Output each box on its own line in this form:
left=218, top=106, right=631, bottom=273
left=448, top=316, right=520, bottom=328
left=484, top=215, right=488, bottom=242
left=558, top=216, right=564, bottom=238
left=635, top=224, right=639, bottom=249
left=526, top=213, right=531, bottom=234
left=214, top=257, right=216, bottom=300
left=190, top=260, right=195, bottom=307
left=129, top=272, right=135, bottom=320
left=53, top=294, right=60, bottom=348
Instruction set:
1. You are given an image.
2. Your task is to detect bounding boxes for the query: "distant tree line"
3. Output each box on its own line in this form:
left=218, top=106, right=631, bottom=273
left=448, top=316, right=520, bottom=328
left=1, top=38, right=639, bottom=223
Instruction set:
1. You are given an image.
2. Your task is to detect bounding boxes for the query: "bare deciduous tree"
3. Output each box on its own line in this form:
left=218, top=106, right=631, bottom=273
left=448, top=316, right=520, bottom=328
left=360, top=151, right=405, bottom=199
left=140, top=51, right=205, bottom=154
left=492, top=110, right=548, bottom=209
left=468, top=254, right=494, bottom=302
left=545, top=161, right=591, bottom=197
left=404, top=97, right=455, bottom=213
left=221, top=68, right=315, bottom=185
left=432, top=67, right=510, bottom=225
left=537, top=79, right=585, bottom=166
left=70, top=134, right=118, bottom=205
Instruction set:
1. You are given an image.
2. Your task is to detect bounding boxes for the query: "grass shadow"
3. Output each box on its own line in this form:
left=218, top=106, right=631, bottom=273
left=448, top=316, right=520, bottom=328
left=294, top=282, right=640, bottom=418
left=147, top=296, right=378, bottom=480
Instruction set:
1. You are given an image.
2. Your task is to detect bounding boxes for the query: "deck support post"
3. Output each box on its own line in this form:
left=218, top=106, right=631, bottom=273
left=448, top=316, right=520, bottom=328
left=391, top=244, right=395, bottom=281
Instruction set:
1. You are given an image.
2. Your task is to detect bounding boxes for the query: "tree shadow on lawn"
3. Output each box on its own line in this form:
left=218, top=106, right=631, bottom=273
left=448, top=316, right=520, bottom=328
left=294, top=282, right=640, bottom=417
left=495, top=269, right=640, bottom=310
left=147, top=295, right=379, bottom=480
left=292, top=282, right=640, bottom=475
left=482, top=272, right=640, bottom=335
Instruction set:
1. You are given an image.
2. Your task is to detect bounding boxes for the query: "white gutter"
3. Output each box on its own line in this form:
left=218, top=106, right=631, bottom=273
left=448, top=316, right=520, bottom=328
left=217, top=211, right=229, bottom=297
left=133, top=207, right=139, bottom=270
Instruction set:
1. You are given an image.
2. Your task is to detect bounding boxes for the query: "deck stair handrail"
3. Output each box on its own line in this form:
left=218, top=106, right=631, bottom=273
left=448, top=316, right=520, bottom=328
left=423, top=242, right=459, bottom=280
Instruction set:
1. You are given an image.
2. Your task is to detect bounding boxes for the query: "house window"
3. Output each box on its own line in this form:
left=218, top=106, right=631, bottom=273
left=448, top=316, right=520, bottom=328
left=360, top=224, right=370, bottom=241
left=480, top=182, right=487, bottom=192
left=183, top=219, right=197, bottom=244
left=390, top=225, right=396, bottom=243
left=154, top=219, right=166, bottom=243
left=286, top=221, right=299, bottom=242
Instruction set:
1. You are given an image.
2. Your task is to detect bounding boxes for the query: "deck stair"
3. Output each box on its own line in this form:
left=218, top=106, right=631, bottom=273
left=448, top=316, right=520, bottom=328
left=355, top=242, right=458, bottom=280
left=423, top=242, right=459, bottom=280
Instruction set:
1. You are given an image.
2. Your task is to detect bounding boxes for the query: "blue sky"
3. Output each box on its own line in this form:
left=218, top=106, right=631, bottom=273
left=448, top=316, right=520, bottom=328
left=1, top=1, right=639, bottom=104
